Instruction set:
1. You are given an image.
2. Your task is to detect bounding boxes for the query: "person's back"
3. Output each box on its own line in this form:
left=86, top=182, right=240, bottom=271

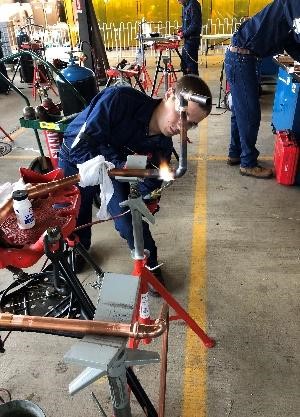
left=181, top=0, right=202, bottom=39
left=63, top=86, right=172, bottom=167
left=233, top=0, right=300, bottom=59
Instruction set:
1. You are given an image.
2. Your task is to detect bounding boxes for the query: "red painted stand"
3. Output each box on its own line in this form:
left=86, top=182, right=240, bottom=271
left=31, top=62, right=57, bottom=101
left=129, top=257, right=215, bottom=349
left=0, top=126, right=13, bottom=142
left=139, top=65, right=153, bottom=92
left=153, top=62, right=177, bottom=97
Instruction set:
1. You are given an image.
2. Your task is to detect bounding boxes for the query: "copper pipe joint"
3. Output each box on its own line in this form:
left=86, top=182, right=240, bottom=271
left=0, top=303, right=168, bottom=339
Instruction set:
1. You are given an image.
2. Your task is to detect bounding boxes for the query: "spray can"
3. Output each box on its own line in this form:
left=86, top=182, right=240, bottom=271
left=12, top=190, right=35, bottom=230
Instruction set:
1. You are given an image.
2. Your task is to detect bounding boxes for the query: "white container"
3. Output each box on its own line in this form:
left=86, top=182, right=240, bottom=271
left=12, top=190, right=35, bottom=230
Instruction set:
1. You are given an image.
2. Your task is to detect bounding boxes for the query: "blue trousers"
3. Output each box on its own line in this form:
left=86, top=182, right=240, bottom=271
left=224, top=49, right=261, bottom=168
left=182, top=38, right=200, bottom=75
left=58, top=147, right=159, bottom=268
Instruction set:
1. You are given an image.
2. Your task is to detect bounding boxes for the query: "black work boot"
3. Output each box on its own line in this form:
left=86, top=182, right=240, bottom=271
left=74, top=253, right=87, bottom=274
left=227, top=156, right=241, bottom=166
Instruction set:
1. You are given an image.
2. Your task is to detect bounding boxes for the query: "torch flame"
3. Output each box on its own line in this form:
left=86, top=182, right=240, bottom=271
left=159, top=162, right=174, bottom=181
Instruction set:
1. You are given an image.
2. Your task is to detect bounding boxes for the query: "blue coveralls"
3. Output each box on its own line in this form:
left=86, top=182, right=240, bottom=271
left=181, top=0, right=202, bottom=75
left=225, top=0, right=300, bottom=168
left=59, top=86, right=173, bottom=268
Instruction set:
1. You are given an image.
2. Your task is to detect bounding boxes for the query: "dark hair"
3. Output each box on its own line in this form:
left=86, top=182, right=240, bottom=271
left=174, top=75, right=212, bottom=114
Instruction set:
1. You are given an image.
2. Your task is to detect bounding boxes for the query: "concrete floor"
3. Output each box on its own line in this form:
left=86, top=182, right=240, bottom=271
left=0, top=53, right=299, bottom=417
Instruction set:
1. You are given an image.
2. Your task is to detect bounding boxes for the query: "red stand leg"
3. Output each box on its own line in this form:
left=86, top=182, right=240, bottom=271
left=140, top=66, right=152, bottom=91
left=141, top=266, right=215, bottom=348
left=153, top=75, right=164, bottom=97
left=0, top=126, right=13, bottom=142
left=31, top=63, right=58, bottom=100
left=128, top=258, right=152, bottom=348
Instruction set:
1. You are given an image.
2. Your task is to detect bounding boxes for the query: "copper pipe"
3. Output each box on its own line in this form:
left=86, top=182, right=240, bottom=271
left=0, top=304, right=168, bottom=339
left=0, top=165, right=168, bottom=224
left=27, top=174, right=80, bottom=199
left=0, top=174, right=80, bottom=224
left=0, top=312, right=134, bottom=336
left=159, top=308, right=169, bottom=417
left=0, top=170, right=163, bottom=224
left=108, top=168, right=160, bottom=178
left=132, top=303, right=169, bottom=339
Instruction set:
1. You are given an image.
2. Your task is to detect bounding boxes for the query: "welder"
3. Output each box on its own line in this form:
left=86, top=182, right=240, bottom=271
left=225, top=0, right=300, bottom=179
left=58, top=75, right=212, bottom=294
left=177, top=0, right=202, bottom=75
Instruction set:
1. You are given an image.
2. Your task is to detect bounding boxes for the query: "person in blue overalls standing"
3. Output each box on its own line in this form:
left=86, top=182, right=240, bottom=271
left=59, top=75, right=212, bottom=294
left=178, top=0, right=202, bottom=75
left=225, top=0, right=300, bottom=179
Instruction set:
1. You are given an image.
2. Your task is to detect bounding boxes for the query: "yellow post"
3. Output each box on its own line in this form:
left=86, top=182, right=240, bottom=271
left=63, top=0, right=79, bottom=48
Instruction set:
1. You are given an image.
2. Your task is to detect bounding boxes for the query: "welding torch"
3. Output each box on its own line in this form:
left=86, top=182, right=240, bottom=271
left=144, top=91, right=211, bottom=200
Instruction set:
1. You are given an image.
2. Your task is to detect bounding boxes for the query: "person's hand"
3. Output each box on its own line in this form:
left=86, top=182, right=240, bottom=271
left=177, top=29, right=183, bottom=39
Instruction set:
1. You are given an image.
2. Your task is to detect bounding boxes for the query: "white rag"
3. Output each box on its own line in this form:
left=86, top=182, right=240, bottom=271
left=77, top=155, right=115, bottom=220
left=0, top=178, right=27, bottom=207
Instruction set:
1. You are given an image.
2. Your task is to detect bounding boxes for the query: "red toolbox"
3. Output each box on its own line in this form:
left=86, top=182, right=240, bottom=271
left=0, top=168, right=80, bottom=269
left=274, top=131, right=300, bottom=185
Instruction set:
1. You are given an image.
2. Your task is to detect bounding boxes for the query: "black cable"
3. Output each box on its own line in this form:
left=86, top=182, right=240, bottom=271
left=126, top=367, right=158, bottom=417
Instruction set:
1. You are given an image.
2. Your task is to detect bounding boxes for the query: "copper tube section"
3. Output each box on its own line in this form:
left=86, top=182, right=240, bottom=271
left=0, top=303, right=168, bottom=340
left=159, top=308, right=169, bottom=417
left=0, top=163, right=175, bottom=224
left=27, top=174, right=80, bottom=198
left=108, top=168, right=160, bottom=178
left=0, top=174, right=80, bottom=224
left=0, top=170, right=163, bottom=224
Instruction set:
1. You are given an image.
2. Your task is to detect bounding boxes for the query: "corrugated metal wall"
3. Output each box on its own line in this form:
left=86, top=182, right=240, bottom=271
left=64, top=0, right=271, bottom=31
left=92, top=0, right=181, bottom=25
left=91, top=0, right=271, bottom=24
left=203, top=0, right=270, bottom=22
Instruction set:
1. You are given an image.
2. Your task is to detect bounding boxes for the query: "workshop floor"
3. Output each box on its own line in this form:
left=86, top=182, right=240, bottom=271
left=0, top=52, right=299, bottom=417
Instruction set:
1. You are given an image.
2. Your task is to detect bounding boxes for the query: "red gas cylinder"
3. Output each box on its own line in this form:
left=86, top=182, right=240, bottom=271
left=274, top=131, right=300, bottom=185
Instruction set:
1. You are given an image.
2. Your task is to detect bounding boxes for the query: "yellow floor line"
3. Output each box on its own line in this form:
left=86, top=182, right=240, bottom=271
left=182, top=118, right=208, bottom=416
left=188, top=155, right=273, bottom=161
